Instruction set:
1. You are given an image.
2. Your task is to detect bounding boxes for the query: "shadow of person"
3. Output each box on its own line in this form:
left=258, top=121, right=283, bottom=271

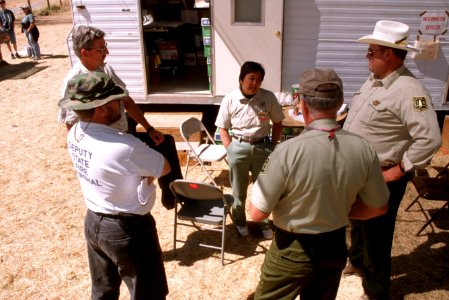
left=40, top=54, right=69, bottom=60
left=0, top=61, right=38, bottom=80
left=390, top=231, right=449, bottom=299
left=213, top=169, right=231, bottom=188
left=162, top=222, right=270, bottom=266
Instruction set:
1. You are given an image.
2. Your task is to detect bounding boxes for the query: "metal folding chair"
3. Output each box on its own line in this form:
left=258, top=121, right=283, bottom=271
left=406, top=161, right=449, bottom=235
left=170, top=180, right=233, bottom=265
left=180, top=117, right=227, bottom=186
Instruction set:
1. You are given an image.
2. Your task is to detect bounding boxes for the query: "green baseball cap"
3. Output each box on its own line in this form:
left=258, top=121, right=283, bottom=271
left=58, top=71, right=128, bottom=110
left=299, top=68, right=343, bottom=99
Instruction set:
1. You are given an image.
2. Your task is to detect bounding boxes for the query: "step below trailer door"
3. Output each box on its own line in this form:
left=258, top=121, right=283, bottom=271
left=212, top=0, right=284, bottom=96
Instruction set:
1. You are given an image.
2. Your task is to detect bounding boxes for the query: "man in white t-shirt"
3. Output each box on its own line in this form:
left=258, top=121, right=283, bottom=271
left=59, top=71, right=171, bottom=299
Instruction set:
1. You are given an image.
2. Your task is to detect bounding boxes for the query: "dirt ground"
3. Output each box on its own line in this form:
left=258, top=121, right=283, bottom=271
left=0, top=4, right=449, bottom=300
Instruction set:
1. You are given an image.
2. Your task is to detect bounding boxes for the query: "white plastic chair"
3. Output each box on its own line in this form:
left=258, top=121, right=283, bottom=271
left=180, top=117, right=227, bottom=186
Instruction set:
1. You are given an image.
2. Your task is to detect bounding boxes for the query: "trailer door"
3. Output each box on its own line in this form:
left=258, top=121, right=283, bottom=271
left=212, top=0, right=284, bottom=95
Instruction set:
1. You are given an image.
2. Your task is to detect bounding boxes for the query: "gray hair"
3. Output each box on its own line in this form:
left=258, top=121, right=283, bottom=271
left=301, top=83, right=343, bottom=112
left=72, top=26, right=105, bottom=58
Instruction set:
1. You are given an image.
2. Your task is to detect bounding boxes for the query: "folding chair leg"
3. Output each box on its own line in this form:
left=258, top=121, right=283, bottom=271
left=220, top=215, right=226, bottom=266
left=184, top=154, right=191, bottom=179
left=416, top=202, right=449, bottom=236
left=174, top=204, right=178, bottom=257
left=405, top=195, right=420, bottom=212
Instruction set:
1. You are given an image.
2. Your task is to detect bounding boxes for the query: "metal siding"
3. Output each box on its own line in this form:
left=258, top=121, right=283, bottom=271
left=68, top=0, right=146, bottom=101
left=282, top=0, right=449, bottom=109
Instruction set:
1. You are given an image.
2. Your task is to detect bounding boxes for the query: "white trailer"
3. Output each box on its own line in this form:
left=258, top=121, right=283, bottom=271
left=67, top=0, right=449, bottom=119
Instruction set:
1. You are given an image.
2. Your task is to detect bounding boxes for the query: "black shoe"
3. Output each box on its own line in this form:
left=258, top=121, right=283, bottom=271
left=11, top=53, right=15, bottom=59
left=15, top=53, right=21, bottom=58
left=342, top=259, right=364, bottom=277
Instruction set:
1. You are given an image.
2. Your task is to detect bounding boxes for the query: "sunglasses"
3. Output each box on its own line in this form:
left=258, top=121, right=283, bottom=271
left=366, top=48, right=385, bottom=58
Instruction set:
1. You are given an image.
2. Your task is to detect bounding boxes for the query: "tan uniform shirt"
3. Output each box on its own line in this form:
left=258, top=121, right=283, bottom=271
left=215, top=88, right=284, bottom=138
left=252, top=119, right=389, bottom=234
left=344, top=65, right=441, bottom=171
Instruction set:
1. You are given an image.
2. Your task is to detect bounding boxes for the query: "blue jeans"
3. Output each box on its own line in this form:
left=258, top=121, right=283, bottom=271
left=84, top=210, right=168, bottom=300
left=255, top=227, right=347, bottom=300
left=226, top=140, right=275, bottom=228
left=25, top=30, right=40, bottom=58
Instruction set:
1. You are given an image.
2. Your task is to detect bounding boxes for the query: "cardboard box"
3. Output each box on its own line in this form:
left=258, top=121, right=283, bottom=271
left=197, top=50, right=207, bottom=65
left=156, top=39, right=179, bottom=60
left=184, top=53, right=196, bottom=65
left=195, top=35, right=203, bottom=48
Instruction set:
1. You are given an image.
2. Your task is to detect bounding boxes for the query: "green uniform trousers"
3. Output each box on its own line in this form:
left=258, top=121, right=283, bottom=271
left=226, top=139, right=274, bottom=228
left=255, top=227, right=347, bottom=300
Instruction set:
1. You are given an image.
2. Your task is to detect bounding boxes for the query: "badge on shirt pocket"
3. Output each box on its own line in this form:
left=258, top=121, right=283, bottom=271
left=258, top=111, right=269, bottom=121
left=412, top=97, right=429, bottom=112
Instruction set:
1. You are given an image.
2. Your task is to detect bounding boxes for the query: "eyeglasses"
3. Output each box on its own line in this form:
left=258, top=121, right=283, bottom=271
left=366, top=48, right=385, bottom=58
left=95, top=43, right=108, bottom=54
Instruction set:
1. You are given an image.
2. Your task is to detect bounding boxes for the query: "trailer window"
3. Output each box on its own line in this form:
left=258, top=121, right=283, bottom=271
left=233, top=0, right=264, bottom=25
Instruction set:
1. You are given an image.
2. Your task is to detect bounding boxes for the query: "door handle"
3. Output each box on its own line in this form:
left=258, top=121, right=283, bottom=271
left=275, top=30, right=282, bottom=38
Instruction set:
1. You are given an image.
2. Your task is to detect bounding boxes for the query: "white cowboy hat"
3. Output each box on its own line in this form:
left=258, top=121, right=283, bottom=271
left=358, top=20, right=418, bottom=52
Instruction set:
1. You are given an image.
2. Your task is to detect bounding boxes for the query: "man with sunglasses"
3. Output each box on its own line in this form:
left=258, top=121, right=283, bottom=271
left=58, top=25, right=183, bottom=210
left=343, top=20, right=441, bottom=299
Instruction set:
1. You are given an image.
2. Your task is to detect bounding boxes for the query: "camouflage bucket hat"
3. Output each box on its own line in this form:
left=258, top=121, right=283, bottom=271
left=58, top=71, right=128, bottom=110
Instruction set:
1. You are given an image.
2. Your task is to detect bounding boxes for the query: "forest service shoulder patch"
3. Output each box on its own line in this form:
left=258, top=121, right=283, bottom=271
left=412, top=97, right=429, bottom=112
left=259, top=157, right=269, bottom=175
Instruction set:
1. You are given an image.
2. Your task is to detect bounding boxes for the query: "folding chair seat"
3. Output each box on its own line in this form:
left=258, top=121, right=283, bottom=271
left=170, top=180, right=233, bottom=265
left=406, top=167, right=449, bottom=235
left=180, top=117, right=227, bottom=186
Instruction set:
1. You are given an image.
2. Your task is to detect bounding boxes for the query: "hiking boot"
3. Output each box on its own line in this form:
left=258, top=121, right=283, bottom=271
left=11, top=53, right=15, bottom=59
left=342, top=259, right=364, bottom=277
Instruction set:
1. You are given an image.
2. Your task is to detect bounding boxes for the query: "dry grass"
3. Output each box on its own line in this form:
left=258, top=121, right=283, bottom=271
left=1, top=4, right=449, bottom=300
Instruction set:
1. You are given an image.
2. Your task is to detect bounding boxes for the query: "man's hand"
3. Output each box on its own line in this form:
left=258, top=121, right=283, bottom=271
left=146, top=176, right=155, bottom=184
left=148, top=129, right=164, bottom=145
left=382, top=164, right=404, bottom=183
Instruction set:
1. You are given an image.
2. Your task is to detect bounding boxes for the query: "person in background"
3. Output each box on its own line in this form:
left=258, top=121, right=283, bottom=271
left=250, top=68, right=389, bottom=300
left=343, top=20, right=442, bottom=299
left=59, top=72, right=170, bottom=299
left=58, top=25, right=183, bottom=210
left=0, top=28, right=10, bottom=65
left=215, top=61, right=284, bottom=239
left=20, top=5, right=39, bottom=60
left=0, top=0, right=21, bottom=59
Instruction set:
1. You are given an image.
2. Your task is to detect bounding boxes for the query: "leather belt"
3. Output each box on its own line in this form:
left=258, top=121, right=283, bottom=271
left=91, top=210, right=149, bottom=219
left=232, top=135, right=270, bottom=145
